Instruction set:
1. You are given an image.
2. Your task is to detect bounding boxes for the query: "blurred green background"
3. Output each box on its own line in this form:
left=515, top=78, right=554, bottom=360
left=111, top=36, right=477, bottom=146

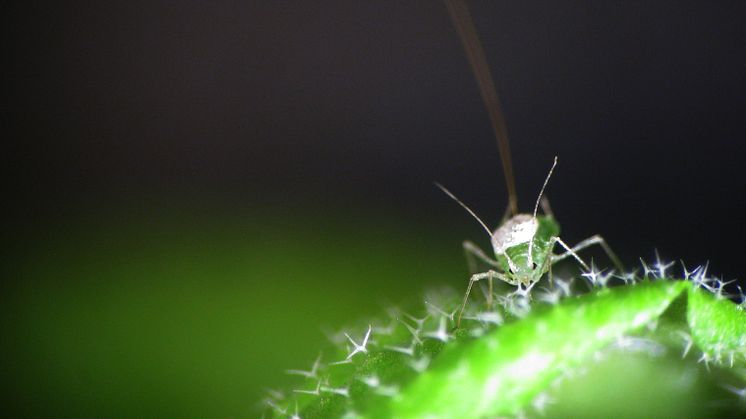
left=2, top=202, right=465, bottom=417
left=4, top=203, right=743, bottom=418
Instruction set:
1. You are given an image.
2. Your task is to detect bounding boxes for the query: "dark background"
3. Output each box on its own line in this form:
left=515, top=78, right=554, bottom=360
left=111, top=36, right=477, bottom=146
left=3, top=1, right=746, bottom=417
left=7, top=0, right=746, bottom=278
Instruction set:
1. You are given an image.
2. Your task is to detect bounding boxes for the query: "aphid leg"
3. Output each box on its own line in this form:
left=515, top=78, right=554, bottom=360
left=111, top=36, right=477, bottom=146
left=488, top=278, right=493, bottom=310
left=457, top=270, right=511, bottom=328
left=463, top=241, right=500, bottom=271
left=552, top=237, right=591, bottom=271
left=463, top=241, right=501, bottom=308
left=551, top=235, right=625, bottom=272
left=463, top=242, right=478, bottom=274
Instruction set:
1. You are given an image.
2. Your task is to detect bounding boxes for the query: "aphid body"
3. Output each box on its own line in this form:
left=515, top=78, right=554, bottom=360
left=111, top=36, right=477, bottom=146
left=491, top=213, right=559, bottom=286
left=441, top=0, right=623, bottom=326
left=439, top=158, right=622, bottom=327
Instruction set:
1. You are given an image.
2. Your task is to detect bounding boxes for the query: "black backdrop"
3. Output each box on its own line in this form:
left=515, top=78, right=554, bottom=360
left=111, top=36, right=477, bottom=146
left=6, top=1, right=746, bottom=284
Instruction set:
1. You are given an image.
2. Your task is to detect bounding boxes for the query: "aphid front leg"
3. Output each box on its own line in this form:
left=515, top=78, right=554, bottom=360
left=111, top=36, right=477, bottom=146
left=552, top=237, right=591, bottom=271
left=551, top=234, right=624, bottom=272
left=458, top=270, right=513, bottom=328
left=463, top=241, right=501, bottom=308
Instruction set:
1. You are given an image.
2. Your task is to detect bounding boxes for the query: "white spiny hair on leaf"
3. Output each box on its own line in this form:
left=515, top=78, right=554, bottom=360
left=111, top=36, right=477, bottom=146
left=344, top=325, right=372, bottom=360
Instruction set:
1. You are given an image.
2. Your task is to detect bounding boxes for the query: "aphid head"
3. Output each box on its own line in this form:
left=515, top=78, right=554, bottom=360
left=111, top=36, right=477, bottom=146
left=492, top=214, right=540, bottom=283
left=491, top=214, right=537, bottom=255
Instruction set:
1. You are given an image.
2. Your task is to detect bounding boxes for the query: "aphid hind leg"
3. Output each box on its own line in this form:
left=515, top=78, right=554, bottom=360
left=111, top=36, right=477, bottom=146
left=457, top=270, right=513, bottom=328
left=551, top=235, right=624, bottom=272
left=463, top=241, right=500, bottom=271
left=488, top=278, right=493, bottom=310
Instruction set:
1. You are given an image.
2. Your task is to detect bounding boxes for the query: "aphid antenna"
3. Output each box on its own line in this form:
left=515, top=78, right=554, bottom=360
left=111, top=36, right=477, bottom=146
left=444, top=0, right=518, bottom=215
left=434, top=182, right=493, bottom=239
left=528, top=157, right=558, bottom=264
left=532, top=157, right=558, bottom=219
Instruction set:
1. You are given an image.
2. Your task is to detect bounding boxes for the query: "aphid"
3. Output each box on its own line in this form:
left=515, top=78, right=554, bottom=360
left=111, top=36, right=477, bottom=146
left=441, top=0, right=624, bottom=327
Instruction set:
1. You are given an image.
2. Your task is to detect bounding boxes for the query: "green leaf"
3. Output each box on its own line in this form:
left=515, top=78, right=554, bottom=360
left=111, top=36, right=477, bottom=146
left=687, top=286, right=746, bottom=371
left=386, top=281, right=732, bottom=418
left=274, top=279, right=746, bottom=418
